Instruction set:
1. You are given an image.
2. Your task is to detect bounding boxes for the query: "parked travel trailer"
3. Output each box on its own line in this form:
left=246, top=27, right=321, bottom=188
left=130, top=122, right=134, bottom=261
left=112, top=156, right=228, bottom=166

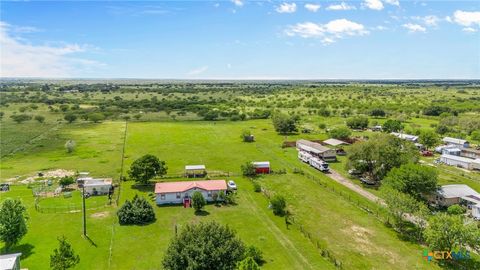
left=298, top=151, right=312, bottom=163
left=309, top=157, right=329, bottom=172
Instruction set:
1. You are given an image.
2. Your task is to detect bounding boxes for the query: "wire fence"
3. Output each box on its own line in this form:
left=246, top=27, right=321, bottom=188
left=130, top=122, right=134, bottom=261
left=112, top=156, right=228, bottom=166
left=34, top=196, right=114, bottom=214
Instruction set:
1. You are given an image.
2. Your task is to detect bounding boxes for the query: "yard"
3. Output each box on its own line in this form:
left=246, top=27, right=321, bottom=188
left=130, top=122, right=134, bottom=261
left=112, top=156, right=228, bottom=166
left=0, top=119, right=475, bottom=269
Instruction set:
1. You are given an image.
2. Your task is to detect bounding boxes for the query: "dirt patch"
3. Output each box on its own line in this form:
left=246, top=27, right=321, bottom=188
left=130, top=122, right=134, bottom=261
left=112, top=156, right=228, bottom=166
left=342, top=225, right=375, bottom=255
left=91, top=211, right=110, bottom=219
left=18, top=169, right=76, bottom=184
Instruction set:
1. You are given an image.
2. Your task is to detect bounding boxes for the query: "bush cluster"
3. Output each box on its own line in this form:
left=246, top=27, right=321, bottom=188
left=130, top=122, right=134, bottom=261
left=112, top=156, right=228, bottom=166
left=117, top=195, right=155, bottom=225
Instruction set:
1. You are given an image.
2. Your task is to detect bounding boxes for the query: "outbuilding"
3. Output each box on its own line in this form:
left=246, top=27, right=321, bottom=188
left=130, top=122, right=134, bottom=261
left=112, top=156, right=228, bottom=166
left=252, top=161, right=271, bottom=174
left=323, top=138, right=349, bottom=147
left=442, top=137, right=469, bottom=148
left=155, top=180, right=227, bottom=206
left=185, top=165, right=207, bottom=178
left=0, top=253, right=21, bottom=270
left=461, top=148, right=480, bottom=159
left=296, top=139, right=337, bottom=161
left=390, top=132, right=418, bottom=142
left=83, top=178, right=113, bottom=196
left=440, top=154, right=480, bottom=170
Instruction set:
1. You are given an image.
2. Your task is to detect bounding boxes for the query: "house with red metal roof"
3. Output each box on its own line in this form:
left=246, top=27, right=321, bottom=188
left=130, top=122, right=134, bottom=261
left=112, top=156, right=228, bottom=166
left=154, top=180, right=227, bottom=206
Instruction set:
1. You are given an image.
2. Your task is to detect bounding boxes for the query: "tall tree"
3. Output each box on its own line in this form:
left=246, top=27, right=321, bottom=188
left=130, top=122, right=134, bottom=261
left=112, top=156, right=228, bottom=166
left=382, top=119, right=403, bottom=133
left=0, top=199, right=28, bottom=251
left=418, top=130, right=438, bottom=150
left=128, top=154, right=167, bottom=184
left=424, top=213, right=480, bottom=252
left=50, top=236, right=80, bottom=270
left=271, top=112, right=299, bottom=134
left=162, top=221, right=247, bottom=270
left=383, top=163, right=438, bottom=201
left=347, top=134, right=419, bottom=182
left=192, top=191, right=206, bottom=212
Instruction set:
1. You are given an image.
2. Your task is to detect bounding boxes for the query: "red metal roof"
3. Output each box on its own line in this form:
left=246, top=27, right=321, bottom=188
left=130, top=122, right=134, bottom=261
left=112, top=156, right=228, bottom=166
left=155, top=180, right=227, bottom=194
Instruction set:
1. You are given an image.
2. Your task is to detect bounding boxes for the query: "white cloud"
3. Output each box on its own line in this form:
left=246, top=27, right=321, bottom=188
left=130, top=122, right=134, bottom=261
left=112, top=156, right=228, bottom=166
left=326, top=2, right=355, bottom=11
left=0, top=21, right=102, bottom=78
left=402, top=23, right=426, bottom=33
left=231, top=0, right=243, bottom=7
left=363, top=0, right=384, bottom=11
left=462, top=27, right=477, bottom=32
left=285, top=19, right=368, bottom=44
left=451, top=10, right=480, bottom=27
left=305, top=3, right=321, bottom=12
left=276, top=3, right=297, bottom=13
left=423, top=15, right=439, bottom=26
left=187, top=66, right=209, bottom=75
left=384, top=0, right=400, bottom=6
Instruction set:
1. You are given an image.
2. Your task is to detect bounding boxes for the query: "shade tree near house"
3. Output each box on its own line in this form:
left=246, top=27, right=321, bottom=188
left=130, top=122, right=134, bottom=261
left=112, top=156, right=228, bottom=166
left=383, top=163, right=438, bottom=202
left=382, top=119, right=403, bottom=133
left=192, top=191, right=206, bottom=212
left=50, top=236, right=80, bottom=270
left=347, top=134, right=419, bottom=183
left=418, top=130, right=438, bottom=150
left=128, top=154, right=167, bottom=184
left=162, top=221, right=249, bottom=270
left=0, top=199, right=28, bottom=252
left=117, top=195, right=156, bottom=225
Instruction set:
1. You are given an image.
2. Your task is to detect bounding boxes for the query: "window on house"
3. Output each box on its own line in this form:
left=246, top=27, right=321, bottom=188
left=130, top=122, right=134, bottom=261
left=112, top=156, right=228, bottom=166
left=176, top=193, right=181, bottom=199
left=207, top=191, right=212, bottom=197
left=161, top=194, right=165, bottom=200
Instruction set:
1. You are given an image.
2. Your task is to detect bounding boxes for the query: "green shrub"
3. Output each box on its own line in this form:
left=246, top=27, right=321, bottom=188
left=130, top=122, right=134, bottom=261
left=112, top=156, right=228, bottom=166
left=117, top=195, right=155, bottom=225
left=270, top=195, right=286, bottom=216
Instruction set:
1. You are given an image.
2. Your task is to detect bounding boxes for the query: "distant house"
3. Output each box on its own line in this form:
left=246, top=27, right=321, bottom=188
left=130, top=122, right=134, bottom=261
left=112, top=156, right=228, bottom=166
left=431, top=184, right=480, bottom=210
left=442, top=137, right=469, bottom=148
left=296, top=139, right=336, bottom=161
left=0, top=253, right=21, bottom=270
left=185, top=165, right=207, bottom=178
left=154, top=180, right=227, bottom=205
left=442, top=147, right=461, bottom=156
left=252, top=161, right=270, bottom=174
left=461, top=148, right=480, bottom=159
left=440, top=154, right=480, bottom=170
left=390, top=132, right=418, bottom=142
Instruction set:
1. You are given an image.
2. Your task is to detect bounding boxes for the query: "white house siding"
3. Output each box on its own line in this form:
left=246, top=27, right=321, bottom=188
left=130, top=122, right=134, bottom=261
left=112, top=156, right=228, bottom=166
left=84, top=184, right=111, bottom=195
left=440, top=155, right=472, bottom=170
left=156, top=188, right=225, bottom=205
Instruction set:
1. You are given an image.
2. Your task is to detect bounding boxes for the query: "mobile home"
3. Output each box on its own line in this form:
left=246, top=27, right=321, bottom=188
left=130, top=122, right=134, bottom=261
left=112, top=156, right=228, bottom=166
left=296, top=139, right=336, bottom=161
left=155, top=180, right=227, bottom=205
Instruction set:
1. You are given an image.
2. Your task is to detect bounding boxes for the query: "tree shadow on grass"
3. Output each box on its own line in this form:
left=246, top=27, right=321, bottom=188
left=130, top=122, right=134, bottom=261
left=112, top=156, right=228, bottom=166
left=130, top=184, right=154, bottom=193
left=9, top=243, right=35, bottom=260
left=194, top=210, right=210, bottom=216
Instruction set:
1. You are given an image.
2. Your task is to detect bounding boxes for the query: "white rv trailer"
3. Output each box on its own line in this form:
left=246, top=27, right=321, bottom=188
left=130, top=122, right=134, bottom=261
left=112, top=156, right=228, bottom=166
left=298, top=151, right=313, bottom=163
left=309, top=157, right=329, bottom=172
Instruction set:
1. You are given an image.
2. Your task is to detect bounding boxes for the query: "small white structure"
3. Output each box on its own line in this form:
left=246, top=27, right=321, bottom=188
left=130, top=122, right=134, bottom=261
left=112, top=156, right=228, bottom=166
left=390, top=132, right=418, bottom=142
left=0, top=253, right=21, bottom=270
left=83, top=179, right=112, bottom=196
left=323, top=138, right=349, bottom=147
left=433, top=184, right=480, bottom=207
left=309, top=157, right=329, bottom=172
left=185, top=165, right=207, bottom=177
left=296, top=139, right=336, bottom=161
left=298, top=151, right=312, bottom=163
left=472, top=204, right=480, bottom=219
left=372, top=125, right=382, bottom=132
left=155, top=180, right=227, bottom=205
left=442, top=137, right=469, bottom=148
left=440, top=154, right=480, bottom=170
left=442, top=147, right=461, bottom=156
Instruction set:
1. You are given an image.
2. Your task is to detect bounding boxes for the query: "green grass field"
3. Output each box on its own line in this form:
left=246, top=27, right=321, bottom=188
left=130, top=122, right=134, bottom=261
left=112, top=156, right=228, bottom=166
left=1, top=118, right=478, bottom=269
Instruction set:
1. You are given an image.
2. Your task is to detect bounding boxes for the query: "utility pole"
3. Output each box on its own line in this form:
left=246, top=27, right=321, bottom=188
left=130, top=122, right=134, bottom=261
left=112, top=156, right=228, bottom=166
left=82, top=185, right=87, bottom=236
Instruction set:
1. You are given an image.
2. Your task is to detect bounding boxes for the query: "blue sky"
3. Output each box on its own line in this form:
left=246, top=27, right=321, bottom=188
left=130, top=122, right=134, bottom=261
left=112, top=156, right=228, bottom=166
left=1, top=1, right=479, bottom=79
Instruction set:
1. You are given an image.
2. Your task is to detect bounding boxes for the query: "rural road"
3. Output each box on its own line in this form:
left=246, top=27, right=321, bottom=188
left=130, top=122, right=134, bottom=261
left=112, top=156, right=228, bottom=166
left=326, top=169, right=386, bottom=206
